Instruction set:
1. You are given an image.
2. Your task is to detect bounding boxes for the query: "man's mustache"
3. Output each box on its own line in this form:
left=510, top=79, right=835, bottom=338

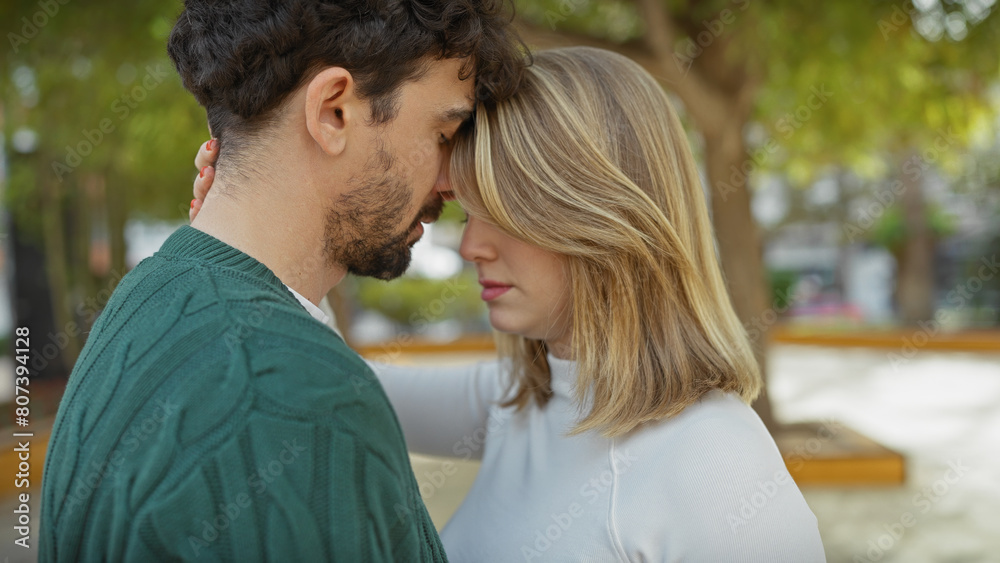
left=408, top=197, right=445, bottom=231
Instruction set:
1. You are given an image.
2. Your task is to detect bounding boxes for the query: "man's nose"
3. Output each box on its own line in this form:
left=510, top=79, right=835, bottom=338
left=434, top=143, right=456, bottom=201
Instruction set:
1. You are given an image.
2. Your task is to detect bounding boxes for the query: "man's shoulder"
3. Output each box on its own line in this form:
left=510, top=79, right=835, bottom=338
left=243, top=329, right=388, bottom=416
left=108, top=252, right=313, bottom=333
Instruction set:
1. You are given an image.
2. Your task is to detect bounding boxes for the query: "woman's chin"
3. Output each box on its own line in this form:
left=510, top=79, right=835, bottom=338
left=489, top=315, right=551, bottom=343
left=487, top=313, right=523, bottom=338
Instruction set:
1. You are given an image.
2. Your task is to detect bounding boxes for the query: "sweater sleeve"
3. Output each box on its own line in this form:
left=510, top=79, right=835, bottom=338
left=120, top=354, right=447, bottom=562
left=365, top=360, right=508, bottom=459
left=128, top=419, right=441, bottom=562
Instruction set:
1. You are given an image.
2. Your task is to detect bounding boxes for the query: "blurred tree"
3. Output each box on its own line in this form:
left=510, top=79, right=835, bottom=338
left=515, top=0, right=999, bottom=429
left=868, top=202, right=956, bottom=322
left=2, top=0, right=206, bottom=364
left=1, top=0, right=997, bottom=412
left=356, top=270, right=485, bottom=330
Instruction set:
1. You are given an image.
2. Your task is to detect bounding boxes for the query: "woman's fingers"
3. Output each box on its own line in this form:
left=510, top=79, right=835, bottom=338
left=194, top=138, right=219, bottom=169
left=189, top=198, right=203, bottom=223
left=193, top=164, right=215, bottom=201
left=190, top=138, right=218, bottom=223
left=193, top=138, right=218, bottom=200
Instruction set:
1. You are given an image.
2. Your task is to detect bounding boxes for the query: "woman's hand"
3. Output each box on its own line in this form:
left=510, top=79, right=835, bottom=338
left=189, top=138, right=218, bottom=222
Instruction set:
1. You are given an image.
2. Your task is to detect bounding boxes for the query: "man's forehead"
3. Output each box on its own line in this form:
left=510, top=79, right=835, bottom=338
left=406, top=56, right=475, bottom=119
left=419, top=56, right=474, bottom=89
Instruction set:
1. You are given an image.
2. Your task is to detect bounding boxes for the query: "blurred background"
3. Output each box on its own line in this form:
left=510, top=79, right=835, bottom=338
left=1, top=0, right=998, bottom=562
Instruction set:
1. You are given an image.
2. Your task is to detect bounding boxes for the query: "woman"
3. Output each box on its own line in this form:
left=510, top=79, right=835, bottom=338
left=193, top=47, right=825, bottom=562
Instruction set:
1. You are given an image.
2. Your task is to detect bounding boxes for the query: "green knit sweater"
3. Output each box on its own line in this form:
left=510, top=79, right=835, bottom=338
left=40, top=226, right=446, bottom=562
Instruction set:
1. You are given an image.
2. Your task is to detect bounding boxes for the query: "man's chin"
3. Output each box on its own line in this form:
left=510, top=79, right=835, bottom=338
left=346, top=245, right=413, bottom=281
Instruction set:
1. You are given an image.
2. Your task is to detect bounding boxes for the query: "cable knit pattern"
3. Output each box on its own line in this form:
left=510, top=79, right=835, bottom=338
left=40, top=226, right=446, bottom=563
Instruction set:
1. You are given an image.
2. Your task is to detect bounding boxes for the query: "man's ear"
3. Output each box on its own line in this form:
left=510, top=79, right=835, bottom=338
left=304, top=67, right=356, bottom=157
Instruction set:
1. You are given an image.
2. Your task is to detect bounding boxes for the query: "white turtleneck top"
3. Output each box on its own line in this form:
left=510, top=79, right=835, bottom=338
left=367, top=356, right=826, bottom=562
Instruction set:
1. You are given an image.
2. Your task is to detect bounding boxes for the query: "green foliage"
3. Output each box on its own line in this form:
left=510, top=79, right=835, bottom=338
left=733, top=0, right=997, bottom=183
left=1, top=0, right=210, bottom=361
left=868, top=202, right=957, bottom=251
left=519, top=0, right=642, bottom=42
left=2, top=0, right=996, bottom=349
left=517, top=0, right=999, bottom=186
left=768, top=268, right=798, bottom=310
left=2, top=0, right=207, bottom=227
left=439, top=200, right=468, bottom=224
left=355, top=269, right=485, bottom=327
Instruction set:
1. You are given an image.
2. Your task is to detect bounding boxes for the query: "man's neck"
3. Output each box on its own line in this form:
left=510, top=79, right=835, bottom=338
left=190, top=178, right=345, bottom=305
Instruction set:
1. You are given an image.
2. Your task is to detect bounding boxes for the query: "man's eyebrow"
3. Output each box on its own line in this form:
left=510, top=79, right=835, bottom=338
left=438, top=106, right=474, bottom=123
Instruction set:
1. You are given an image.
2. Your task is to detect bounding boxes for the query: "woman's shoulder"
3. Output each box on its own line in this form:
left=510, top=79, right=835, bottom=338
left=616, top=390, right=790, bottom=497
left=623, top=389, right=773, bottom=456
left=609, top=390, right=826, bottom=562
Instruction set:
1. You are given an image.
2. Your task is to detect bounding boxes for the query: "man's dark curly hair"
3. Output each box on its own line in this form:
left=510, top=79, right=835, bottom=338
left=167, top=0, right=525, bottom=164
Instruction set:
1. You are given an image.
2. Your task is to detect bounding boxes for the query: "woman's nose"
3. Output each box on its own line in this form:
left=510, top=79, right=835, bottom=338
left=459, top=216, right=496, bottom=263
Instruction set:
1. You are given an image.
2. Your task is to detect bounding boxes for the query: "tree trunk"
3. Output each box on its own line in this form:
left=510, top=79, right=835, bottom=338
left=895, top=153, right=935, bottom=324
left=107, top=174, right=128, bottom=278
left=704, top=125, right=777, bottom=431
left=40, top=176, right=81, bottom=364
left=76, top=175, right=99, bottom=306
left=9, top=216, right=70, bottom=380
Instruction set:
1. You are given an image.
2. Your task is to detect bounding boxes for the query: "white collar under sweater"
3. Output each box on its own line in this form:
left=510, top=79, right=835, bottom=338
left=283, top=284, right=330, bottom=325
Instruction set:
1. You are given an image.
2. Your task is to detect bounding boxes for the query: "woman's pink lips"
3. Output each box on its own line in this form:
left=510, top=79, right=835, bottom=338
left=479, top=280, right=512, bottom=301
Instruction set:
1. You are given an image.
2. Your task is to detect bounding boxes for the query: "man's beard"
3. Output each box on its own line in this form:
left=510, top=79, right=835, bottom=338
left=323, top=147, right=444, bottom=281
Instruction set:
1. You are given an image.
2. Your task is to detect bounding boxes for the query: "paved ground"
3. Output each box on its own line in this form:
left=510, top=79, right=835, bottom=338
left=3, top=344, right=998, bottom=562
left=770, top=345, right=1000, bottom=563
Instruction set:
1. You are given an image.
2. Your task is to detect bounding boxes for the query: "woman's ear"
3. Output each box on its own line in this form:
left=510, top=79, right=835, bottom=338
left=304, top=67, right=355, bottom=157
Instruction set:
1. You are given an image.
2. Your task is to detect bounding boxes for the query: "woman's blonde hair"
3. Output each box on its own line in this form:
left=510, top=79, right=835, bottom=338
left=451, top=46, right=761, bottom=437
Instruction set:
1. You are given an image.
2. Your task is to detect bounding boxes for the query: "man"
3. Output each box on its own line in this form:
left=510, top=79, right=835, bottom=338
left=39, top=1, right=524, bottom=560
